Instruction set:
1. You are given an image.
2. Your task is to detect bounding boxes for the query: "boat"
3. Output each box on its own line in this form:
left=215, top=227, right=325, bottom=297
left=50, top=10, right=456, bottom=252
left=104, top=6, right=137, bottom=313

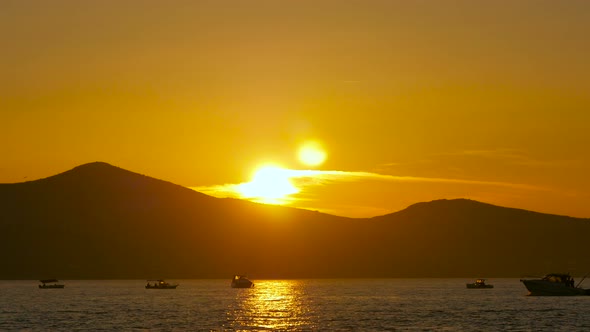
left=39, top=279, right=65, bottom=289
left=466, top=278, right=493, bottom=289
left=145, top=279, right=179, bottom=289
left=520, top=273, right=589, bottom=296
left=231, top=275, right=254, bottom=288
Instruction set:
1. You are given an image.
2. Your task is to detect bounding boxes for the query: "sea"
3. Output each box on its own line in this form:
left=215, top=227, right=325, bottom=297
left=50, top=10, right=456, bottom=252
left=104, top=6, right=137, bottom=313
left=2, top=278, right=590, bottom=331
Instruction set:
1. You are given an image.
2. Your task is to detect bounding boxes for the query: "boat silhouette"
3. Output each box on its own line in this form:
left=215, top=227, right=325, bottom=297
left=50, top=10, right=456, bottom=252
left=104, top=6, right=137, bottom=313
left=466, top=278, right=493, bottom=289
left=520, top=273, right=589, bottom=296
left=145, top=279, right=179, bottom=289
left=231, top=275, right=254, bottom=288
left=39, top=279, right=65, bottom=289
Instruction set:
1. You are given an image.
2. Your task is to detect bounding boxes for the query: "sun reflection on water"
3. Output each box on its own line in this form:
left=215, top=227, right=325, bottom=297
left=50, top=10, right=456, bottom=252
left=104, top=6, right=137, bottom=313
left=225, top=280, right=315, bottom=330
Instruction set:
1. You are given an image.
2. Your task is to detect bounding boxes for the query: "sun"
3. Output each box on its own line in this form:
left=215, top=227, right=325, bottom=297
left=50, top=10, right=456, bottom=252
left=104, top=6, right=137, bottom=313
left=298, top=142, right=327, bottom=167
left=238, top=165, right=299, bottom=204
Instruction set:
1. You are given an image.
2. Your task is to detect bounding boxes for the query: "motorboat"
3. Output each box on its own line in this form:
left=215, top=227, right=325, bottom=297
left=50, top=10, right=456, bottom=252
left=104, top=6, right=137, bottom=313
left=520, top=273, right=589, bottom=296
left=466, top=278, right=493, bottom=289
left=145, top=279, right=179, bottom=289
left=39, top=279, right=65, bottom=289
left=231, top=275, right=254, bottom=288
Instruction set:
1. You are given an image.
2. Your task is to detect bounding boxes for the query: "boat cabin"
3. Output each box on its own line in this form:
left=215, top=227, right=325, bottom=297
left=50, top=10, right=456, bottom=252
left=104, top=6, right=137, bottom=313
left=542, top=273, right=575, bottom=287
left=466, top=278, right=493, bottom=288
left=475, top=279, right=486, bottom=285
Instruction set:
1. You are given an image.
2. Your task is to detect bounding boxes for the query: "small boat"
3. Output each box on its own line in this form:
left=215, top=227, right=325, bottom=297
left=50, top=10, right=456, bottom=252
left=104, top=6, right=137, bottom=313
left=39, top=279, right=65, bottom=289
left=231, top=275, right=254, bottom=288
left=466, top=278, right=493, bottom=289
left=520, top=273, right=589, bottom=296
left=145, top=279, right=179, bottom=289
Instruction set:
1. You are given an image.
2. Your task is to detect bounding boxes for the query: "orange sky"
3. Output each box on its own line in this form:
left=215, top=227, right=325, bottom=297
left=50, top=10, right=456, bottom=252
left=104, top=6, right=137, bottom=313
left=2, top=0, right=589, bottom=218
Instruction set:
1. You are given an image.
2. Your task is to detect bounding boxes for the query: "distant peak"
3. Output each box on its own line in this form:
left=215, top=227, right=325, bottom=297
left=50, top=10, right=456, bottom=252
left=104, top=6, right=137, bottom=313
left=406, top=198, right=482, bottom=209
left=371, top=198, right=503, bottom=220
left=48, top=162, right=135, bottom=181
left=72, top=162, right=117, bottom=169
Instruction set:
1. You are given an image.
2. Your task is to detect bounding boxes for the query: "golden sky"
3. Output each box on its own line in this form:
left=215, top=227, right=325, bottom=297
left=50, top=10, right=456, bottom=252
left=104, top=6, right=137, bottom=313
left=2, top=0, right=589, bottom=218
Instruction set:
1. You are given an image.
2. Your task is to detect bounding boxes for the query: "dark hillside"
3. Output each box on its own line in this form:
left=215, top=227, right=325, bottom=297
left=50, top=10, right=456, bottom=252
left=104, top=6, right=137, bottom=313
left=1, top=163, right=589, bottom=279
left=370, top=199, right=590, bottom=277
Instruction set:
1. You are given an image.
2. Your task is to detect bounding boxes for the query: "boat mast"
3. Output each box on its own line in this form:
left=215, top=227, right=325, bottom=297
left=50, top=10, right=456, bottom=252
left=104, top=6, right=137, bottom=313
left=576, top=273, right=589, bottom=288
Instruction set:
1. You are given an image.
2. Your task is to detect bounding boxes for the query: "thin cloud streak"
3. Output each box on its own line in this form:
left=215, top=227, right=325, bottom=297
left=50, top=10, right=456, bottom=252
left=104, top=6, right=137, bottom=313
left=288, top=170, right=544, bottom=191
left=192, top=169, right=546, bottom=199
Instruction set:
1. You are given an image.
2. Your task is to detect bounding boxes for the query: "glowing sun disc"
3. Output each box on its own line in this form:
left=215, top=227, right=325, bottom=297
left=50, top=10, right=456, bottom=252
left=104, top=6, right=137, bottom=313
left=238, top=166, right=298, bottom=204
left=298, top=142, right=327, bottom=166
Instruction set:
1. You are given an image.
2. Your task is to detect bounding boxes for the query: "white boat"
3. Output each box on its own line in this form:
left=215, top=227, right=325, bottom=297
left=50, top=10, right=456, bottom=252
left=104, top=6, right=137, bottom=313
left=520, top=273, right=589, bottom=296
left=39, top=279, right=65, bottom=289
left=231, top=275, right=254, bottom=288
left=145, top=279, right=179, bottom=289
left=466, top=278, right=493, bottom=289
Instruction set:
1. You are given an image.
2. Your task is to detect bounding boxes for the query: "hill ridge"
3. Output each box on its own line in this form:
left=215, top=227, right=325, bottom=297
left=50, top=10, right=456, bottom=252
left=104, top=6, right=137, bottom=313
left=1, top=162, right=589, bottom=279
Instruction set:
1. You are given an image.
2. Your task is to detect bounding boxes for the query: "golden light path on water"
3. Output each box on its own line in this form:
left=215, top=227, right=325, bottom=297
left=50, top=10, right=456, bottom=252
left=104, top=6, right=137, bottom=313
left=226, top=280, right=313, bottom=330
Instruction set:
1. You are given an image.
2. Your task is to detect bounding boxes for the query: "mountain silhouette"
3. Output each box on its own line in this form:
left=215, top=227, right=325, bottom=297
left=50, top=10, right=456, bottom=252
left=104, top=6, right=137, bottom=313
left=1, top=162, right=589, bottom=279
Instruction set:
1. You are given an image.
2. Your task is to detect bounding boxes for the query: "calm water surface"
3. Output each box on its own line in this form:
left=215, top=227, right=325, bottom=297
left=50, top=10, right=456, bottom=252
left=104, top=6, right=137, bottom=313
left=2, top=279, right=590, bottom=331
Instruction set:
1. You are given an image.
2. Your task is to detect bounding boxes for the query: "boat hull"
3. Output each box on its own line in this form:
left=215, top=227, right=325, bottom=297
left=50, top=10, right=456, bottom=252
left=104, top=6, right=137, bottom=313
left=39, top=284, right=65, bottom=289
left=466, top=283, right=493, bottom=289
left=145, top=285, right=178, bottom=289
left=521, top=279, right=588, bottom=296
left=231, top=282, right=253, bottom=288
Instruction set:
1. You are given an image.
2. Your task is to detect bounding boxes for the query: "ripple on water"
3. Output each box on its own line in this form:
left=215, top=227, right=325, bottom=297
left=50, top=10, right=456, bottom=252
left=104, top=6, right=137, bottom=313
left=3, top=279, right=590, bottom=330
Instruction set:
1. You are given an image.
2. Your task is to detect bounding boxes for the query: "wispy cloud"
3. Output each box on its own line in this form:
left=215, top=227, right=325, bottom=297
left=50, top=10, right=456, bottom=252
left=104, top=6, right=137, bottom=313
left=287, top=169, right=544, bottom=191
left=192, top=168, right=545, bottom=199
